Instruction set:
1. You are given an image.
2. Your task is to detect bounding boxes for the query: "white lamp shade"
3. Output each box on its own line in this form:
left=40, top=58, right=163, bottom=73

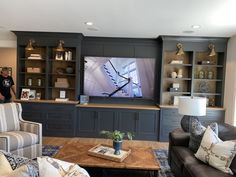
left=178, top=96, right=206, bottom=116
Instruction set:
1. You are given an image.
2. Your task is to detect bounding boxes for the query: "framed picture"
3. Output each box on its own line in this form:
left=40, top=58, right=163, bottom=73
left=20, top=88, right=30, bottom=100
left=80, top=95, right=89, bottom=105
left=0, top=67, right=12, bottom=76
left=29, top=90, right=36, bottom=100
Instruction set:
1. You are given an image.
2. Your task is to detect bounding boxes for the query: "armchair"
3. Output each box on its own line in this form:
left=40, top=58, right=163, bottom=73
left=0, top=103, right=42, bottom=159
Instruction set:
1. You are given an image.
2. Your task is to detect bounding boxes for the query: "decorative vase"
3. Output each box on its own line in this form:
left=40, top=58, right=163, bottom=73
left=113, top=140, right=122, bottom=155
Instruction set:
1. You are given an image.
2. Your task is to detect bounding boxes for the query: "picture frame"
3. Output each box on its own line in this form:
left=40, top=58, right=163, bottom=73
left=20, top=88, right=30, bottom=100
left=80, top=95, right=89, bottom=105
left=29, top=90, right=36, bottom=100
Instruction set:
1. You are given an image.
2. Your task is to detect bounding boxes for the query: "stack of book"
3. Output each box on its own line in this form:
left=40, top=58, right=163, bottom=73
left=54, top=78, right=69, bottom=88
left=28, top=54, right=42, bottom=60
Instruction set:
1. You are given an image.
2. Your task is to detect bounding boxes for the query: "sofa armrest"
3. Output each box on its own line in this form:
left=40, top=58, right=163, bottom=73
left=0, top=137, right=9, bottom=151
left=168, top=128, right=190, bottom=165
left=19, top=120, right=42, bottom=145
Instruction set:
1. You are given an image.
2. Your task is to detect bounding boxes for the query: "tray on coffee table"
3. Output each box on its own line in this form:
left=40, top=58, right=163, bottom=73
left=88, top=144, right=131, bottom=162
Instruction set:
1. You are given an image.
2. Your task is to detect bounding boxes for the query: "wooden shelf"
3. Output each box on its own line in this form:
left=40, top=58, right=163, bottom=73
left=19, top=86, right=45, bottom=89
left=48, top=87, right=76, bottom=90
left=195, top=64, right=223, bottom=68
left=48, top=59, right=76, bottom=62
left=20, top=72, right=46, bottom=75
left=164, top=78, right=192, bottom=81
left=20, top=58, right=46, bottom=61
left=163, top=91, right=191, bottom=94
left=166, top=64, right=192, bottom=67
left=193, top=92, right=221, bottom=96
left=193, top=79, right=222, bottom=82
left=49, top=73, right=76, bottom=76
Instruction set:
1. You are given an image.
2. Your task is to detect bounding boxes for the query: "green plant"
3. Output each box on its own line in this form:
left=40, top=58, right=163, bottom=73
left=100, top=130, right=134, bottom=141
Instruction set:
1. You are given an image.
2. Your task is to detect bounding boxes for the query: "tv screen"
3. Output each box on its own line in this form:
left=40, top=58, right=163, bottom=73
left=84, top=56, right=155, bottom=99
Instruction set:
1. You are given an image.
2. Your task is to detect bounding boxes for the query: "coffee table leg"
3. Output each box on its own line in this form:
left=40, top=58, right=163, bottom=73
left=154, top=170, right=159, bottom=177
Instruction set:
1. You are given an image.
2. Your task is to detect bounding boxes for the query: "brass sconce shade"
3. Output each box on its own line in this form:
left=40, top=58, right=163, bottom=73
left=176, top=43, right=185, bottom=56
left=25, top=39, right=35, bottom=51
left=56, top=40, right=65, bottom=52
left=208, top=44, right=216, bottom=57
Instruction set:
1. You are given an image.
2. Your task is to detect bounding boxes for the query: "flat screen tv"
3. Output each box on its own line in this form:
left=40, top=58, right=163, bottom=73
left=84, top=56, right=156, bottom=99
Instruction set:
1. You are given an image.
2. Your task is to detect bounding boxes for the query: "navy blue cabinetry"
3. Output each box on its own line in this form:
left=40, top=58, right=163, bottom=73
left=20, top=101, right=76, bottom=137
left=77, top=105, right=159, bottom=141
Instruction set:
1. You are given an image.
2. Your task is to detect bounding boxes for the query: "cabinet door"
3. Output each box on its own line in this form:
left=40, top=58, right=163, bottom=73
left=118, top=111, right=137, bottom=133
left=159, top=108, right=182, bottom=142
left=97, top=110, right=116, bottom=133
left=137, top=111, right=159, bottom=140
left=77, top=108, right=98, bottom=137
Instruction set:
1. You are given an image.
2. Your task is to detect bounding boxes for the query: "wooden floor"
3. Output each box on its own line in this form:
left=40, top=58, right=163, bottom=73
left=43, top=137, right=169, bottom=149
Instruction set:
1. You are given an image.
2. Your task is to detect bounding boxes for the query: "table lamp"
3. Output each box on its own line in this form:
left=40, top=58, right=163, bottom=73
left=178, top=96, right=206, bottom=132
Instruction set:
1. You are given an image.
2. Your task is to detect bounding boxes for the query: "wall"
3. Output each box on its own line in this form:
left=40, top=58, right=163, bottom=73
left=0, top=48, right=17, bottom=86
left=0, top=31, right=16, bottom=48
left=224, top=36, right=236, bottom=125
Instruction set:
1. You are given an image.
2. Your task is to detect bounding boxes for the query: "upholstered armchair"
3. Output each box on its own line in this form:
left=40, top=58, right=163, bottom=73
left=0, top=103, right=42, bottom=159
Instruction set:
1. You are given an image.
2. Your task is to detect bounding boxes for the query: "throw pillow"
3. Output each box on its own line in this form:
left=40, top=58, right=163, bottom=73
left=0, top=153, right=13, bottom=176
left=5, top=165, right=30, bottom=177
left=195, top=126, right=236, bottom=174
left=37, top=156, right=90, bottom=177
left=189, top=119, right=218, bottom=153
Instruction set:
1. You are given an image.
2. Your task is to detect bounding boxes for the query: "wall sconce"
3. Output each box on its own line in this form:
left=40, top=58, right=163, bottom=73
left=55, top=40, right=65, bottom=52
left=208, top=44, right=216, bottom=57
left=25, top=39, right=35, bottom=51
left=176, top=43, right=184, bottom=56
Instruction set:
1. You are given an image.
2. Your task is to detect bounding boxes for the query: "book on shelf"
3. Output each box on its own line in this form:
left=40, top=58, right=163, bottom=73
left=55, top=98, right=69, bottom=102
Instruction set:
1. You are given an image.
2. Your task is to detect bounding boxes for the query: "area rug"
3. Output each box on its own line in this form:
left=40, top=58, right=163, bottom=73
left=153, top=149, right=175, bottom=177
left=42, top=145, right=61, bottom=157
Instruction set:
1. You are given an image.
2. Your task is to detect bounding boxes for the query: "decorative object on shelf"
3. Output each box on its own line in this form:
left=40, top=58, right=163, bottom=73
left=28, top=54, right=42, bottom=60
left=208, top=70, right=214, bottom=79
left=100, top=130, right=134, bottom=155
left=20, top=88, right=30, bottom=100
left=176, top=43, right=184, bottom=56
left=27, top=78, right=32, bottom=86
left=56, top=67, right=65, bottom=74
left=64, top=51, right=72, bottom=61
left=65, top=66, right=74, bottom=74
left=169, top=82, right=180, bottom=92
left=199, top=81, right=209, bottom=93
left=177, top=69, right=183, bottom=78
left=209, top=98, right=215, bottom=107
left=59, top=90, right=66, bottom=99
left=178, top=96, right=206, bottom=132
left=29, top=90, right=36, bottom=100
left=80, top=95, right=89, bottom=105
left=208, top=44, right=216, bottom=57
left=37, top=78, right=42, bottom=86
left=55, top=40, right=65, bottom=52
left=170, top=60, right=183, bottom=64
left=198, top=70, right=205, bottom=79
left=171, top=71, right=177, bottom=78
left=25, top=39, right=35, bottom=51
left=55, top=53, right=63, bottom=60
left=36, top=92, right=41, bottom=100
left=54, top=78, right=69, bottom=88
left=26, top=67, right=41, bottom=73
left=200, top=60, right=211, bottom=65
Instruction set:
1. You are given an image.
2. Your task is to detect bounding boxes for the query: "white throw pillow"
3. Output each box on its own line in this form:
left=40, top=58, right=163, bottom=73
left=37, top=156, right=90, bottom=177
left=195, top=126, right=236, bottom=174
left=0, top=153, right=13, bottom=176
left=5, top=165, right=30, bottom=177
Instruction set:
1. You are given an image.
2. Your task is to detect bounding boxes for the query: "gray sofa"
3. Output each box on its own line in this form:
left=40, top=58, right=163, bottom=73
left=169, top=123, right=236, bottom=177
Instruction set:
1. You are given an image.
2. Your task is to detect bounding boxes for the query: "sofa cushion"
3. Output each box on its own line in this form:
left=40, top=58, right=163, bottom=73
left=189, top=119, right=218, bottom=153
left=0, top=103, right=20, bottom=132
left=0, top=131, right=38, bottom=151
left=195, top=126, right=236, bottom=174
left=171, top=146, right=201, bottom=170
left=183, top=162, right=234, bottom=177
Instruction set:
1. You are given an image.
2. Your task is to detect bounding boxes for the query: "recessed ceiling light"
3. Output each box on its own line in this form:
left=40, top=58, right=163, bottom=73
left=183, top=30, right=194, bottom=34
left=85, top=22, right=93, bottom=26
left=191, top=25, right=201, bottom=29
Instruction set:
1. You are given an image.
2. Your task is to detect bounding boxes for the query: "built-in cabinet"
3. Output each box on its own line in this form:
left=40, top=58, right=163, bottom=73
left=77, top=106, right=159, bottom=141
left=15, top=32, right=83, bottom=101
left=160, top=36, right=227, bottom=107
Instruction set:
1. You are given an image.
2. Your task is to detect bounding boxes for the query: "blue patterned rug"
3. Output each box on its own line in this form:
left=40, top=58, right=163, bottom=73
left=42, top=145, right=61, bottom=157
left=153, top=149, right=175, bottom=177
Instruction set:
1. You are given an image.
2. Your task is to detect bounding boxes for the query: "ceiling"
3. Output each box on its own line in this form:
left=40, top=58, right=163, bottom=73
left=1, top=0, right=236, bottom=39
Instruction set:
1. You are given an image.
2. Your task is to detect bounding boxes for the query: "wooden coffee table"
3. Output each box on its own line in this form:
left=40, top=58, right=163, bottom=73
left=54, top=139, right=160, bottom=177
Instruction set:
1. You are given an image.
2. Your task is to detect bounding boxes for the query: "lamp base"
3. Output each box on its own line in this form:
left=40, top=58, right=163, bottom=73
left=180, top=115, right=199, bottom=132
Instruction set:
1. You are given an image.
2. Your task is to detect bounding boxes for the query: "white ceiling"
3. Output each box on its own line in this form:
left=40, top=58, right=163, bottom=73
left=1, top=0, right=236, bottom=38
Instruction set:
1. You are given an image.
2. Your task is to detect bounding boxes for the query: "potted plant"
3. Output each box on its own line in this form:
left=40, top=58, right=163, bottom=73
left=100, top=130, right=134, bottom=155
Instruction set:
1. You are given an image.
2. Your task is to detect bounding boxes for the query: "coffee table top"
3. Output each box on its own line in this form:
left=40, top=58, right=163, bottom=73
left=55, top=140, right=160, bottom=171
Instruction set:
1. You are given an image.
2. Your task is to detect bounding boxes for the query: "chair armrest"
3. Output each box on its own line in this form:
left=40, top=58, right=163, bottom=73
left=19, top=120, right=42, bottom=145
left=0, top=137, right=9, bottom=151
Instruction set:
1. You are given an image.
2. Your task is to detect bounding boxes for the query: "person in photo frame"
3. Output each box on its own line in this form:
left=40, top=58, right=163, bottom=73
left=0, top=67, right=16, bottom=103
